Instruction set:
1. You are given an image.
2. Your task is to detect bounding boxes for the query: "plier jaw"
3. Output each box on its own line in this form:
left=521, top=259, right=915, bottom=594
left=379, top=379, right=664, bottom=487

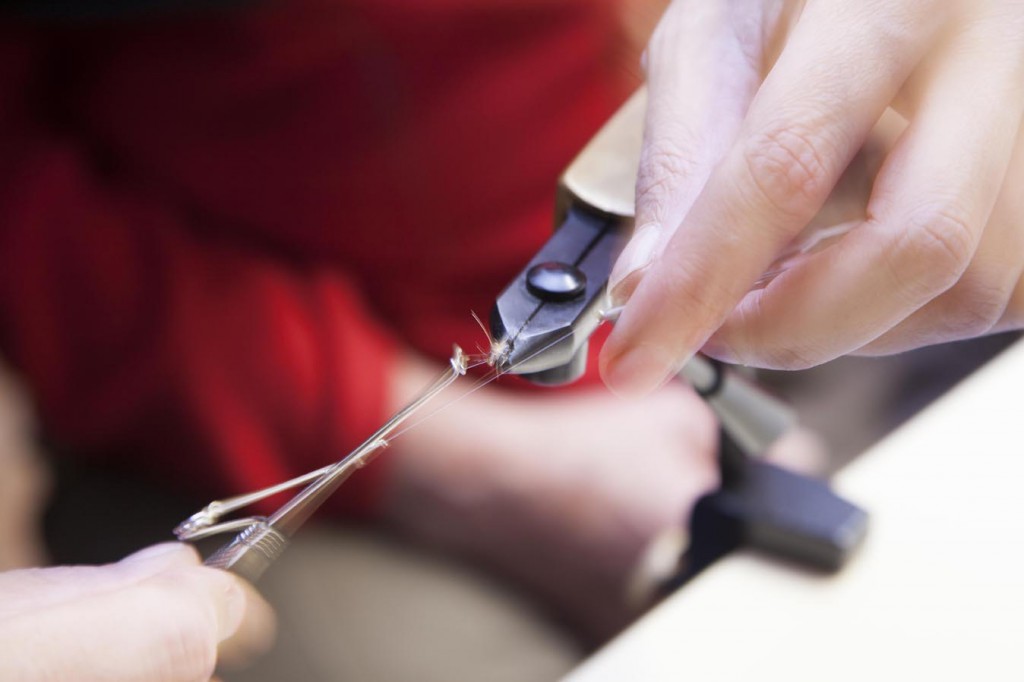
left=489, top=205, right=626, bottom=384
left=490, top=90, right=648, bottom=384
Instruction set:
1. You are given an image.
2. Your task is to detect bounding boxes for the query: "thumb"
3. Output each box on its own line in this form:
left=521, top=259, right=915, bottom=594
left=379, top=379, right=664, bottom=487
left=0, top=542, right=201, bottom=619
left=0, top=565, right=249, bottom=682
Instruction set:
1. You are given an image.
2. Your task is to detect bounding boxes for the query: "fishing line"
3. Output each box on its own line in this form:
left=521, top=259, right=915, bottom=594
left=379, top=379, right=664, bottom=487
left=384, top=326, right=579, bottom=443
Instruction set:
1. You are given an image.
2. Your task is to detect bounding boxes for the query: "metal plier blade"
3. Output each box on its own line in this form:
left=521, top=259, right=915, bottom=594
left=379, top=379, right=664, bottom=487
left=489, top=88, right=796, bottom=455
left=489, top=205, right=624, bottom=384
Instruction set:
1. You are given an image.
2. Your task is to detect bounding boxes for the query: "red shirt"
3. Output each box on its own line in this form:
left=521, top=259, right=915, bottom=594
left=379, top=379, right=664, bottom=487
left=0, top=0, right=631, bottom=514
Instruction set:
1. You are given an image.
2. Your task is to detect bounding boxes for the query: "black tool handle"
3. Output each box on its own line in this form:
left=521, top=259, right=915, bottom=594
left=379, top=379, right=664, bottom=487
left=666, top=430, right=869, bottom=594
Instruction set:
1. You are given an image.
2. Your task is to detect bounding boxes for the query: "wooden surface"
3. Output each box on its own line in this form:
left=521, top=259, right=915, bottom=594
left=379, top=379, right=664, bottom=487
left=567, top=341, right=1024, bottom=682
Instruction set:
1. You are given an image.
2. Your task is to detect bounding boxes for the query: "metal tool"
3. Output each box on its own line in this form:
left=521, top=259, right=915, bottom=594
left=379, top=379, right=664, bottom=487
left=489, top=88, right=795, bottom=456
left=178, top=86, right=866, bottom=586
left=175, top=347, right=473, bottom=583
left=490, top=87, right=868, bottom=574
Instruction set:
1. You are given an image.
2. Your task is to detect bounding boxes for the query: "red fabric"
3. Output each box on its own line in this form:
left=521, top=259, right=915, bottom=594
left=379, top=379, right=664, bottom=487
left=0, top=0, right=630, bottom=515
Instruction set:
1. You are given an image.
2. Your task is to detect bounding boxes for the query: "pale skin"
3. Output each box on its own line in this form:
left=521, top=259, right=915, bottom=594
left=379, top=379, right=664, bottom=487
left=5, top=4, right=905, bottom=667
left=380, top=352, right=821, bottom=640
left=0, top=347, right=814, bottom=671
left=0, top=362, right=49, bottom=570
left=0, top=357, right=720, bottom=675
left=0, top=363, right=274, bottom=681
left=600, top=0, right=1024, bottom=395
left=381, top=352, right=721, bottom=640
left=0, top=543, right=275, bottom=682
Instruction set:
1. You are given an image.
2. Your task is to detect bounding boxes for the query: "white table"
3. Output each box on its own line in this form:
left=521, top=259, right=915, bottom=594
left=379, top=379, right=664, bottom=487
left=567, top=340, right=1024, bottom=682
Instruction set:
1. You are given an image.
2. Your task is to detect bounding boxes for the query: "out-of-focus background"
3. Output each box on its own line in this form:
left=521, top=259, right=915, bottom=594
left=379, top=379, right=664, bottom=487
left=1, top=333, right=1014, bottom=682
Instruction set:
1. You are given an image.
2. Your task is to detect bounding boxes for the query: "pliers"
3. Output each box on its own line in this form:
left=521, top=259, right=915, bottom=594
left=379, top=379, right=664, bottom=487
left=489, top=89, right=795, bottom=456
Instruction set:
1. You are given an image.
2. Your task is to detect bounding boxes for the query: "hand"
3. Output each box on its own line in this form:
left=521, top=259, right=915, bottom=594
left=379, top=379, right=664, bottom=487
left=600, top=0, right=1024, bottom=395
left=0, top=543, right=275, bottom=682
left=0, top=361, right=50, bottom=569
left=381, top=354, right=720, bottom=640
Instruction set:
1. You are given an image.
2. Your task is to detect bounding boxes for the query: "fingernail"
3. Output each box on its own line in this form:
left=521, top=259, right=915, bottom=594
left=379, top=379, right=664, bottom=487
left=121, top=543, right=195, bottom=565
left=602, top=344, right=682, bottom=397
left=608, top=223, right=664, bottom=307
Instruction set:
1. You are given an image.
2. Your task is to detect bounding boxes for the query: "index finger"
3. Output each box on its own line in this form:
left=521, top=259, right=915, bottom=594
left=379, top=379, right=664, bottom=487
left=601, top=0, right=943, bottom=394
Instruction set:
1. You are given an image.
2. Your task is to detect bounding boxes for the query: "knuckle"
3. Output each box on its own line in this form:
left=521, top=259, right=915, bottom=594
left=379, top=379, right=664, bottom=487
left=941, top=275, right=1011, bottom=337
left=636, top=141, right=702, bottom=217
left=741, top=122, right=835, bottom=218
left=888, top=206, right=977, bottom=300
left=912, top=207, right=977, bottom=272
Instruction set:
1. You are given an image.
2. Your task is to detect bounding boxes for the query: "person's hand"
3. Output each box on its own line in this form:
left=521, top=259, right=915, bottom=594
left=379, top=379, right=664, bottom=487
left=0, top=543, right=275, bottom=682
left=381, top=354, right=720, bottom=640
left=0, top=361, right=50, bottom=569
left=600, top=0, right=1024, bottom=395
